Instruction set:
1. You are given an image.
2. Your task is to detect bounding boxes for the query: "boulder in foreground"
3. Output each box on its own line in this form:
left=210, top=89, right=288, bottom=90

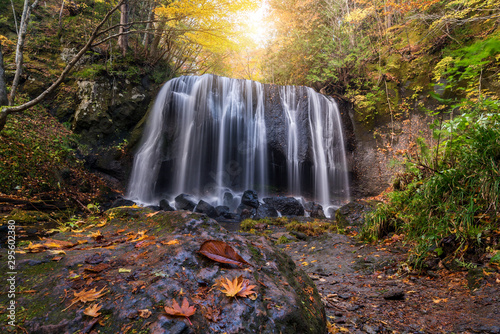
left=0, top=207, right=326, bottom=334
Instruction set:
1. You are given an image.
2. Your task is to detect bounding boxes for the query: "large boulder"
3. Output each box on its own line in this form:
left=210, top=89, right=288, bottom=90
left=194, top=200, right=218, bottom=218
left=255, top=204, right=279, bottom=219
left=175, top=194, right=197, bottom=211
left=159, top=199, right=175, bottom=211
left=263, top=197, right=305, bottom=216
left=241, top=190, right=259, bottom=209
left=304, top=202, right=326, bottom=219
left=3, top=208, right=327, bottom=334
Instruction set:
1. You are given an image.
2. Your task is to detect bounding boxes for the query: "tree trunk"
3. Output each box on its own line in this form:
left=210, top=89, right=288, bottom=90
left=9, top=0, right=39, bottom=106
left=150, top=19, right=166, bottom=59
left=0, top=44, right=8, bottom=106
left=142, top=3, right=155, bottom=49
left=118, top=0, right=129, bottom=57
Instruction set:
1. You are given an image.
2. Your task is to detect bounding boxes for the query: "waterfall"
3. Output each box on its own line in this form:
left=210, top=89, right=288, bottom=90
left=127, top=74, right=349, bottom=212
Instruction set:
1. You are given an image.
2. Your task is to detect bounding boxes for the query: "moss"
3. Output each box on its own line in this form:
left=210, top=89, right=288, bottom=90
left=5, top=209, right=52, bottom=224
left=248, top=245, right=264, bottom=264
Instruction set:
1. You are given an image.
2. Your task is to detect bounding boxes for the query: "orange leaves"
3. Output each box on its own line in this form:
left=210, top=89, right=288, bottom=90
left=164, top=298, right=196, bottom=325
left=72, top=287, right=107, bottom=304
left=63, top=287, right=107, bottom=311
left=198, top=240, right=251, bottom=267
left=26, top=238, right=78, bottom=253
left=83, top=304, right=102, bottom=317
left=219, top=276, right=257, bottom=299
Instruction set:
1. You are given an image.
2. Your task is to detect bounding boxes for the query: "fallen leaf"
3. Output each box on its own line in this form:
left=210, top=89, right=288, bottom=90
left=198, top=240, right=251, bottom=267
left=89, top=230, right=103, bottom=241
left=164, top=298, right=196, bottom=325
left=49, top=250, right=66, bottom=255
left=96, top=219, right=107, bottom=227
left=145, top=211, right=160, bottom=217
left=85, top=263, right=111, bottom=273
left=432, top=298, right=448, bottom=304
left=84, top=304, right=102, bottom=317
left=63, top=287, right=107, bottom=311
left=138, top=309, right=152, bottom=318
left=220, top=276, right=243, bottom=297
left=26, top=239, right=76, bottom=253
left=162, top=239, right=180, bottom=246
left=119, top=268, right=132, bottom=273
left=219, top=276, right=256, bottom=298
left=237, top=279, right=257, bottom=298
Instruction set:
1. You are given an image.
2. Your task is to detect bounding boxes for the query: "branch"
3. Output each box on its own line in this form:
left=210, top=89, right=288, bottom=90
left=1, top=0, right=125, bottom=130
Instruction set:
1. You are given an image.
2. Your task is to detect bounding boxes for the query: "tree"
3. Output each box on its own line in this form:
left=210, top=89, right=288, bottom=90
left=0, top=0, right=128, bottom=131
left=9, top=0, right=40, bottom=105
left=118, top=0, right=129, bottom=56
left=0, top=43, right=8, bottom=106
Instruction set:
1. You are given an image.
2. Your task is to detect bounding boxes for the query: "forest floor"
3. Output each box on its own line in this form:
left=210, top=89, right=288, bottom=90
left=2, top=206, right=499, bottom=333
left=275, top=231, right=500, bottom=334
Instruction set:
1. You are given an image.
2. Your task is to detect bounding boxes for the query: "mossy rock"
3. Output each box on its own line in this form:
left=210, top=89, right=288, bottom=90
left=0, top=208, right=327, bottom=334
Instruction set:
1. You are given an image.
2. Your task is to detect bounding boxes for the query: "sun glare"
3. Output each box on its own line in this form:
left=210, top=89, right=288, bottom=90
left=243, top=1, right=270, bottom=46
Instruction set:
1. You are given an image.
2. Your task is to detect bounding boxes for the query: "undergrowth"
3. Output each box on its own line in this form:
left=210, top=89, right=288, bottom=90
left=362, top=99, right=500, bottom=270
left=0, top=97, right=107, bottom=203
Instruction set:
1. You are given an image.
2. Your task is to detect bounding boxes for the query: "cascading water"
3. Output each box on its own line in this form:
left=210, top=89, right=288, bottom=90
left=127, top=74, right=349, bottom=214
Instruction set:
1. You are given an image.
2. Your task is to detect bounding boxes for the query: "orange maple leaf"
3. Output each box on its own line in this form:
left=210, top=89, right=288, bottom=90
left=63, top=287, right=107, bottom=311
left=83, top=303, right=102, bottom=317
left=219, top=276, right=257, bottom=298
left=237, top=279, right=257, bottom=298
left=164, top=298, right=196, bottom=325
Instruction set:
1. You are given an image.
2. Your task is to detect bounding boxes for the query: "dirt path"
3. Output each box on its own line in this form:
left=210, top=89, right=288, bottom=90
left=277, top=232, right=500, bottom=333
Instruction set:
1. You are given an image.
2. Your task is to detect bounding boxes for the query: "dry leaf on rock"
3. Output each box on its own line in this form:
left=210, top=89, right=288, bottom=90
left=164, top=298, right=196, bottom=325
left=198, top=240, right=250, bottom=267
left=84, top=304, right=102, bottom=317
left=138, top=309, right=152, bottom=318
left=26, top=239, right=76, bottom=253
left=63, top=287, right=107, bottom=311
left=219, top=275, right=257, bottom=298
left=145, top=211, right=160, bottom=217
left=162, top=239, right=180, bottom=246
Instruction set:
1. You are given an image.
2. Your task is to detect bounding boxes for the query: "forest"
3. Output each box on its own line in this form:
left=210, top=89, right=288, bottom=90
left=0, top=0, right=499, bottom=333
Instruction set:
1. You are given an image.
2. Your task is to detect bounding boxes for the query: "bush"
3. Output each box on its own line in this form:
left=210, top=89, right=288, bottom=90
left=362, top=100, right=500, bottom=269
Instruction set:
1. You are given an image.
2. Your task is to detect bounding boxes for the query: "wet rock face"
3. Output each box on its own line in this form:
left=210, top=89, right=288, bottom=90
left=9, top=208, right=326, bottom=334
left=73, top=78, right=153, bottom=145
left=241, top=190, right=259, bottom=209
left=263, top=197, right=305, bottom=216
left=194, top=200, right=218, bottom=218
left=175, top=194, right=197, bottom=211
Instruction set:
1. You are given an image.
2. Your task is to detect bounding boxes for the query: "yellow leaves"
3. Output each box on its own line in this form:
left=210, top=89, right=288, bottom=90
left=162, top=239, right=180, bottom=246
left=219, top=276, right=257, bottom=298
left=89, top=230, right=102, bottom=240
left=433, top=56, right=455, bottom=81
left=0, top=35, right=14, bottom=47
left=345, top=7, right=375, bottom=24
left=83, top=304, right=102, bottom=317
left=26, top=239, right=76, bottom=253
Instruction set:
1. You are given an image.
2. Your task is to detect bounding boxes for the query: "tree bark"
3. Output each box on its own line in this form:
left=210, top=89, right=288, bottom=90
left=0, top=44, right=8, bottom=106
left=9, top=0, right=40, bottom=106
left=118, top=0, right=129, bottom=57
